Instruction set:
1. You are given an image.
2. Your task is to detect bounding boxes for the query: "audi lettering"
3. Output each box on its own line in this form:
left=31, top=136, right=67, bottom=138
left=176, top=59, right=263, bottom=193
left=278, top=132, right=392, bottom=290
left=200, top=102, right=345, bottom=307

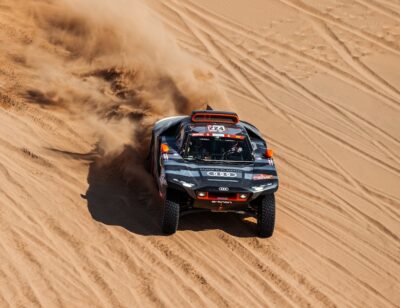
left=207, top=171, right=237, bottom=177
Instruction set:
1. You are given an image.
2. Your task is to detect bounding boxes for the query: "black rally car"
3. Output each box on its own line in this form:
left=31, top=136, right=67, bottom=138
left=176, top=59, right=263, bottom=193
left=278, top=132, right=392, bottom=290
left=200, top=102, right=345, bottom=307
left=148, top=110, right=278, bottom=237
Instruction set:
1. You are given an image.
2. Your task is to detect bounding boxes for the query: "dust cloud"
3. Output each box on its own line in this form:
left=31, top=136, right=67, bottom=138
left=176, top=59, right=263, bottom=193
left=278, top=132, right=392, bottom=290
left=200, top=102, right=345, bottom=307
left=18, top=0, right=224, bottom=153
left=13, top=0, right=225, bottom=180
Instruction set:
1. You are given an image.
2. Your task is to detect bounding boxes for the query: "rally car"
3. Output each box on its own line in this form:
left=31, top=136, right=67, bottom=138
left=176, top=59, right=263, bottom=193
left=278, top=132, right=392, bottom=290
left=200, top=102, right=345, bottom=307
left=148, top=110, right=278, bottom=237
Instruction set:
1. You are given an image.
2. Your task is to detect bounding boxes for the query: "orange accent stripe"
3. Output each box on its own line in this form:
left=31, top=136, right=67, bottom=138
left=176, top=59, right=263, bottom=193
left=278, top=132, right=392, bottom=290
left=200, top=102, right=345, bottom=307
left=191, top=133, right=245, bottom=139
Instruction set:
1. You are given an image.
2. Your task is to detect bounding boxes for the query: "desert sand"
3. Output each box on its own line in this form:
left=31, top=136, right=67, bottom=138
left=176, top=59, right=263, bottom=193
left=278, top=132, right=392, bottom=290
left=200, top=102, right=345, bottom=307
left=0, top=0, right=399, bottom=307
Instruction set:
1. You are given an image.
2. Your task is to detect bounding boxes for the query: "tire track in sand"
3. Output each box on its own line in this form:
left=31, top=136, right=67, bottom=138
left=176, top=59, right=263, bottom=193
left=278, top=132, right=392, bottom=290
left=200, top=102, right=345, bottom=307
left=375, top=0, right=400, bottom=11
left=148, top=238, right=233, bottom=307
left=0, top=241, right=43, bottom=307
left=310, top=17, right=400, bottom=103
left=278, top=221, right=398, bottom=308
left=178, top=0, right=400, bottom=112
left=162, top=2, right=400, bottom=190
left=0, top=157, right=123, bottom=307
left=163, top=0, right=400, bottom=156
left=242, top=237, right=337, bottom=307
left=9, top=230, right=65, bottom=307
left=354, top=0, right=400, bottom=21
left=280, top=194, right=400, bottom=282
left=273, top=152, right=400, bottom=248
left=43, top=218, right=124, bottom=308
left=219, top=76, right=398, bottom=223
left=216, top=233, right=316, bottom=308
left=198, top=38, right=400, bottom=225
left=275, top=167, right=400, bottom=269
left=269, top=136, right=400, bottom=221
left=225, top=55, right=400, bottom=178
left=277, top=0, right=400, bottom=57
left=171, top=233, right=271, bottom=306
left=173, top=13, right=400, bottom=243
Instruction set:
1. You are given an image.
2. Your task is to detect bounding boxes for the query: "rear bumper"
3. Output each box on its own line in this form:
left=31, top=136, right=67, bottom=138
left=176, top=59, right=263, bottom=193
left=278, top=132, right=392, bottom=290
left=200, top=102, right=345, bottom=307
left=166, top=179, right=278, bottom=198
left=193, top=199, right=251, bottom=211
left=165, top=179, right=278, bottom=212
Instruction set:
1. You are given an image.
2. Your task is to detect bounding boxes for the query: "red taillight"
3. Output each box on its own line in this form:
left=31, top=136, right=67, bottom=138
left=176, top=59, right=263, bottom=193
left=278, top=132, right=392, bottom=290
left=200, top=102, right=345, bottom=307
left=196, top=192, right=249, bottom=202
left=265, top=149, right=273, bottom=158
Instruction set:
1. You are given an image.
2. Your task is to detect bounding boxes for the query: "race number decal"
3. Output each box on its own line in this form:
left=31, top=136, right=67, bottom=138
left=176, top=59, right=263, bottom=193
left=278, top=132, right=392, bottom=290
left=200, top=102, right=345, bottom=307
left=207, top=125, right=225, bottom=133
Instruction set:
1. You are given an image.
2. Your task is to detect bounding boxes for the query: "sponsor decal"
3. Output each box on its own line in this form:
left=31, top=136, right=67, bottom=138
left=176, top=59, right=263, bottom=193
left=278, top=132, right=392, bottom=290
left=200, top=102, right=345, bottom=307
left=252, top=174, right=274, bottom=180
left=191, top=132, right=210, bottom=137
left=207, top=171, right=237, bottom=177
left=211, top=200, right=232, bottom=204
left=208, top=125, right=225, bottom=132
left=191, top=132, right=245, bottom=140
left=202, top=168, right=240, bottom=172
left=218, top=187, right=229, bottom=191
left=267, top=158, right=274, bottom=165
left=224, top=134, right=245, bottom=140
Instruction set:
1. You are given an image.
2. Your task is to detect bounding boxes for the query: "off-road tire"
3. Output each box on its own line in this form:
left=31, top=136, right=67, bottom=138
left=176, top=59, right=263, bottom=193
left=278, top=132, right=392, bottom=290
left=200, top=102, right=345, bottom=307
left=162, top=199, right=180, bottom=234
left=257, top=194, right=275, bottom=238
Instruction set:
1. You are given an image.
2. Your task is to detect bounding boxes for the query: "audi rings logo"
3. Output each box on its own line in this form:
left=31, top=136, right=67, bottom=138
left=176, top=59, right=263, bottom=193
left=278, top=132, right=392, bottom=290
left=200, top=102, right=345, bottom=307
left=219, top=187, right=229, bottom=191
left=207, top=171, right=237, bottom=177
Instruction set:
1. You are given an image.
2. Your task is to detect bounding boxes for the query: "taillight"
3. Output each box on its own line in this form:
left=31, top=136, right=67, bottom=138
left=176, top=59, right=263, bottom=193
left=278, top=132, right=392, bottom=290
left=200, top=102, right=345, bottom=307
left=264, top=149, right=273, bottom=158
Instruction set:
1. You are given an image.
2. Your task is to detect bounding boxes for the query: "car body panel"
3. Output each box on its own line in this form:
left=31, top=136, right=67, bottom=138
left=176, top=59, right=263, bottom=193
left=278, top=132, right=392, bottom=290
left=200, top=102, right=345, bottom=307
left=149, top=111, right=278, bottom=214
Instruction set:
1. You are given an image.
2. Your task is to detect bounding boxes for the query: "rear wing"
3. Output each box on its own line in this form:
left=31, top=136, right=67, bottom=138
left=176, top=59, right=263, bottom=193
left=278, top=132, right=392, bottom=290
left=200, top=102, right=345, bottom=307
left=191, top=110, right=239, bottom=124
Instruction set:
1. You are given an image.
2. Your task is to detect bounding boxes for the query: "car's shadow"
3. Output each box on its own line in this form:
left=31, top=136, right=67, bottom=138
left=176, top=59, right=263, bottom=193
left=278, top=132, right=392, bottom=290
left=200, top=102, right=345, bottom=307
left=82, top=146, right=163, bottom=236
left=52, top=146, right=257, bottom=238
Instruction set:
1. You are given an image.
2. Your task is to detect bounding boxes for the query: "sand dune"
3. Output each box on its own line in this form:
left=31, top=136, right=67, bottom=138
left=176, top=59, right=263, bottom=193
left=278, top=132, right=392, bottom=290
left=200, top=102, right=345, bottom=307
left=0, top=0, right=399, bottom=307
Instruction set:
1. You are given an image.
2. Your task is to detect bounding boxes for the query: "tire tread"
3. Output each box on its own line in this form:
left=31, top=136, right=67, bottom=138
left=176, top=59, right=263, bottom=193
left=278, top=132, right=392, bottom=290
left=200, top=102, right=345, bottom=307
left=257, top=194, right=275, bottom=238
left=162, top=199, right=179, bottom=234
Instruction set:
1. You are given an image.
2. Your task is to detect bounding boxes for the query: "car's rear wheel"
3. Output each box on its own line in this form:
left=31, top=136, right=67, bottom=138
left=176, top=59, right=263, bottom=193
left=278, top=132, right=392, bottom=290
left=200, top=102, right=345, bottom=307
left=257, top=194, right=275, bottom=238
left=162, top=199, right=180, bottom=234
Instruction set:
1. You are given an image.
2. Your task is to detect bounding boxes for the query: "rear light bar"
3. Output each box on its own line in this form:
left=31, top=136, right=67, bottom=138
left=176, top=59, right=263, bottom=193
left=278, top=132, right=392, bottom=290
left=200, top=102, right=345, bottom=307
left=191, top=112, right=239, bottom=124
left=196, top=192, right=249, bottom=202
left=191, top=133, right=245, bottom=139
